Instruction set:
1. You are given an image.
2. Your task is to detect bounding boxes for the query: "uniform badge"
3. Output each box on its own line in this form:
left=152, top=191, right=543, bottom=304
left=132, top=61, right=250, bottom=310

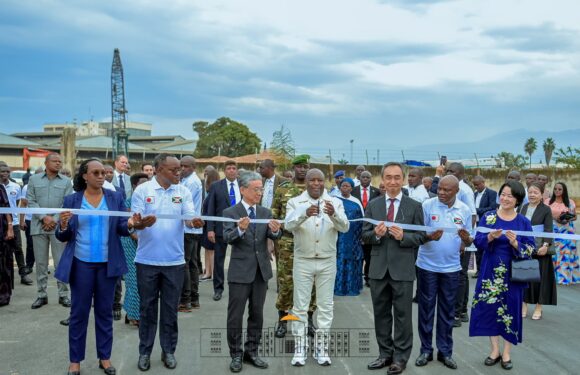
left=145, top=196, right=155, bottom=204
left=453, top=217, right=463, bottom=225
left=172, top=196, right=182, bottom=204
left=9, top=191, right=17, bottom=196
left=431, top=214, right=439, bottom=222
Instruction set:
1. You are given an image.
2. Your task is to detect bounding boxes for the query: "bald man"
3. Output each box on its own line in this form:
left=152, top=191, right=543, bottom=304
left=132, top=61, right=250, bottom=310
left=404, top=168, right=430, bottom=204
left=415, top=176, right=472, bottom=370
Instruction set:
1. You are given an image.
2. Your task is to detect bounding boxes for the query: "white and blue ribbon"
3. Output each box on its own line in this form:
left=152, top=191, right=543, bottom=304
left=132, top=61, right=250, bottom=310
left=1, top=207, right=579, bottom=241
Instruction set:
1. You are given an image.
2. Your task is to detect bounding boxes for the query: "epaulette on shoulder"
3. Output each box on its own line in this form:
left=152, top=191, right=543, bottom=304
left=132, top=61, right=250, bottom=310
left=278, top=180, right=292, bottom=188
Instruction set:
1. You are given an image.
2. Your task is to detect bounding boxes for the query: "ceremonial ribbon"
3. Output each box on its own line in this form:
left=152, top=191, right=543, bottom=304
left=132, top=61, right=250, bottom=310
left=1, top=207, right=579, bottom=241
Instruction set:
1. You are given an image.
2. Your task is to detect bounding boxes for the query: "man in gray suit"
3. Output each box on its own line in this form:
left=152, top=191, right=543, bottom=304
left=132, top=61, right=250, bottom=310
left=27, top=153, right=73, bottom=309
left=362, top=162, right=426, bottom=375
left=223, top=171, right=282, bottom=373
left=112, top=154, right=132, bottom=199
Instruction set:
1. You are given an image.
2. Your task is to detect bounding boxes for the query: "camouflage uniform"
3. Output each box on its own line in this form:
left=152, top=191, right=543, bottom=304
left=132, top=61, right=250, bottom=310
left=272, top=180, right=316, bottom=312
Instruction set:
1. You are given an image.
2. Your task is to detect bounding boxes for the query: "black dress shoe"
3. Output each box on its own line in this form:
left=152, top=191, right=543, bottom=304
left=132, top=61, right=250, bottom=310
left=67, top=371, right=80, bottom=375
left=387, top=361, right=406, bottom=375
left=31, top=297, right=48, bottom=309
left=99, top=360, right=116, bottom=375
left=415, top=352, right=433, bottom=367
left=161, top=352, right=177, bottom=369
left=437, top=355, right=458, bottom=369
left=367, top=357, right=393, bottom=370
left=21, top=274, right=33, bottom=285
left=452, top=317, right=462, bottom=328
left=59, top=296, right=72, bottom=307
left=460, top=312, right=469, bottom=323
left=137, top=354, right=150, bottom=371
left=484, top=356, right=501, bottom=366
left=113, top=309, right=121, bottom=320
left=60, top=317, right=70, bottom=326
left=192, top=299, right=200, bottom=309
left=501, top=358, right=513, bottom=370
left=213, top=291, right=222, bottom=301
left=275, top=321, right=287, bottom=338
left=230, top=356, right=242, bottom=373
left=243, top=352, right=268, bottom=369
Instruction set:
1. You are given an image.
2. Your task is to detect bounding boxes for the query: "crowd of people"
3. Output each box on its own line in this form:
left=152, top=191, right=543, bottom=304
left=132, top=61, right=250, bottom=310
left=0, top=153, right=578, bottom=375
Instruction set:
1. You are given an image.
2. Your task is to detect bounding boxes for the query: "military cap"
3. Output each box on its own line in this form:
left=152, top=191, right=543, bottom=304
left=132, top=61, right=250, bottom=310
left=292, top=154, right=310, bottom=165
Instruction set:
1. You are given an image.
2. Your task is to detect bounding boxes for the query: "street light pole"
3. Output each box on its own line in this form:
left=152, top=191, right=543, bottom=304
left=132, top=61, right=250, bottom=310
left=350, top=139, right=354, bottom=164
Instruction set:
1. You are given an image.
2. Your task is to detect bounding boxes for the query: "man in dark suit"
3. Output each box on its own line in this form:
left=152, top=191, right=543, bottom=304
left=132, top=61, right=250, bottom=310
left=206, top=160, right=241, bottom=301
left=351, top=170, right=380, bottom=286
left=362, top=162, right=426, bottom=375
left=223, top=171, right=282, bottom=373
left=472, top=175, right=498, bottom=277
left=258, top=159, right=287, bottom=210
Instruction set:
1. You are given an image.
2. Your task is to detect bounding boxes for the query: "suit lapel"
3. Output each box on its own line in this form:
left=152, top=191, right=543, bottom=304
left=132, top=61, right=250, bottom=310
left=395, top=196, right=406, bottom=222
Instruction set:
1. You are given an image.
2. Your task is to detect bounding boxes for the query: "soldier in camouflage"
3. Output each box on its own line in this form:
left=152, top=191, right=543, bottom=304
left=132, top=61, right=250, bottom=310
left=271, top=154, right=317, bottom=338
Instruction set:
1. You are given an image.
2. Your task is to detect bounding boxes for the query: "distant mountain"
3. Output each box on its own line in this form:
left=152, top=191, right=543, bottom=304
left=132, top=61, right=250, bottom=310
left=406, top=128, right=580, bottom=163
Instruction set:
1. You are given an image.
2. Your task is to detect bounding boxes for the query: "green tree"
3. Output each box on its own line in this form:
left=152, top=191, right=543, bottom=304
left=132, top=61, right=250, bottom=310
left=495, top=152, right=527, bottom=169
left=543, top=138, right=556, bottom=167
left=554, top=146, right=580, bottom=168
left=524, top=137, right=537, bottom=168
left=193, top=117, right=261, bottom=158
left=270, top=125, right=295, bottom=161
left=337, top=159, right=349, bottom=165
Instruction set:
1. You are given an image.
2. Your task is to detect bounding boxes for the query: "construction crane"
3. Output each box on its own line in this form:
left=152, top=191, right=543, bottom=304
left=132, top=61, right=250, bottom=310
left=111, top=48, right=128, bottom=159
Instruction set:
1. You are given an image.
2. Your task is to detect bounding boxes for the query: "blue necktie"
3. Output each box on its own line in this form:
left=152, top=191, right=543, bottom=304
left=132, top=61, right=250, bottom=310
left=229, top=182, right=236, bottom=206
left=118, top=174, right=127, bottom=200
left=249, top=206, right=256, bottom=231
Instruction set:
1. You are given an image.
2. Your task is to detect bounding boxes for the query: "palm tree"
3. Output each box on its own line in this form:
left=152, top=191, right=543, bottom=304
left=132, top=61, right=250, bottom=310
left=524, top=138, right=537, bottom=168
left=543, top=138, right=556, bottom=167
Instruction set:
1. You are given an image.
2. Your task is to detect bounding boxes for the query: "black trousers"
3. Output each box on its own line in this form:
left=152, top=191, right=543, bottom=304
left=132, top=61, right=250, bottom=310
left=227, top=269, right=268, bottom=358
left=213, top=237, right=227, bottom=293
left=417, top=268, right=459, bottom=358
left=362, top=244, right=372, bottom=282
left=181, top=233, right=201, bottom=304
left=24, top=220, right=35, bottom=269
left=455, top=252, right=470, bottom=316
left=6, top=226, right=26, bottom=274
left=370, top=271, right=413, bottom=363
left=137, top=263, right=185, bottom=355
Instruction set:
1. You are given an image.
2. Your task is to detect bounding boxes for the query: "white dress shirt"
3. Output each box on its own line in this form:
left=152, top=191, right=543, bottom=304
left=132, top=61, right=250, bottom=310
left=404, top=184, right=430, bottom=204
left=385, top=191, right=404, bottom=221
left=226, top=178, right=241, bottom=204
left=181, top=172, right=203, bottom=234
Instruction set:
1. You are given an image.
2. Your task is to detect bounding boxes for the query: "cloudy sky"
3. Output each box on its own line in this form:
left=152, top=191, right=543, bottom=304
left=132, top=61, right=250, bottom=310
left=1, top=0, right=580, bottom=163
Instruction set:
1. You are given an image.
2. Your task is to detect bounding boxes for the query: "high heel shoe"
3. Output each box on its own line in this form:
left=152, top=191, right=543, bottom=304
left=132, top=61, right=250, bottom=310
left=98, top=360, right=116, bottom=375
left=501, top=357, right=513, bottom=370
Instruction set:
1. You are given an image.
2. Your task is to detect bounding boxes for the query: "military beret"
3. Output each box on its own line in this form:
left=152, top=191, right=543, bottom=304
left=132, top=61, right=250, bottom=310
left=334, top=170, right=345, bottom=178
left=292, top=154, right=310, bottom=165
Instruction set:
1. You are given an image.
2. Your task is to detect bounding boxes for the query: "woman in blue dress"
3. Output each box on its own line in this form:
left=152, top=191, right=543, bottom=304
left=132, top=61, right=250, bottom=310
left=470, top=180, right=535, bottom=371
left=122, top=173, right=150, bottom=326
left=334, top=178, right=364, bottom=296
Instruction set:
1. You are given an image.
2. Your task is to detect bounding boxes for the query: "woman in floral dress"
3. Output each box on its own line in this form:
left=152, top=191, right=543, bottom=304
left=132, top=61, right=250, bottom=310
left=547, top=182, right=579, bottom=285
left=470, top=181, right=535, bottom=371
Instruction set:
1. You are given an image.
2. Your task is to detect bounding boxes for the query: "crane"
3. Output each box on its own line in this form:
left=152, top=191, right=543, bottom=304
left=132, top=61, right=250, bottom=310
left=111, top=48, right=128, bottom=159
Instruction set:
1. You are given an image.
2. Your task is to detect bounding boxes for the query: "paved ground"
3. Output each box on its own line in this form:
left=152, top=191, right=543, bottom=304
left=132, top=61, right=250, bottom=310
left=2, top=254, right=579, bottom=375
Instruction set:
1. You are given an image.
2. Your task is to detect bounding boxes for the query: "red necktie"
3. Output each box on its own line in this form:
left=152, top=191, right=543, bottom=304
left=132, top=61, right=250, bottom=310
left=387, top=198, right=396, bottom=222
left=362, top=187, right=368, bottom=208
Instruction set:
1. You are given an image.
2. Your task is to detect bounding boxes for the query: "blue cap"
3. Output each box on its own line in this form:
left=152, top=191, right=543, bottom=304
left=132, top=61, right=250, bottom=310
left=334, top=170, right=345, bottom=178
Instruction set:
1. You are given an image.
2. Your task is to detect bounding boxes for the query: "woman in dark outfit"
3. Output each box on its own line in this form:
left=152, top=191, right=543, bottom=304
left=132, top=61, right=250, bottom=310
left=519, top=182, right=557, bottom=320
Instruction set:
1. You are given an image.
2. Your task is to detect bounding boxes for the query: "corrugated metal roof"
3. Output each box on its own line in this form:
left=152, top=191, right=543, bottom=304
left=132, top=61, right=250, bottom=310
left=0, top=132, right=41, bottom=146
left=157, top=140, right=197, bottom=152
left=42, top=136, right=147, bottom=150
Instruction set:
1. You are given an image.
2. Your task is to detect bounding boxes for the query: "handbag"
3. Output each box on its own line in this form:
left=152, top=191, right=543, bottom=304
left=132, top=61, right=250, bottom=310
left=511, top=258, right=540, bottom=283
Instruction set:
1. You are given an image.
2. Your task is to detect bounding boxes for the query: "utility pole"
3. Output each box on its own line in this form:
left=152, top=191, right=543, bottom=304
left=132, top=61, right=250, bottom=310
left=365, top=149, right=369, bottom=165
left=350, top=139, right=354, bottom=164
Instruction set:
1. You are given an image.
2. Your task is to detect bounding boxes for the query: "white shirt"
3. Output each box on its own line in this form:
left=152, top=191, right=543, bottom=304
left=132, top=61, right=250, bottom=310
left=475, top=188, right=486, bottom=209
left=114, top=170, right=131, bottom=197
left=103, top=180, right=117, bottom=192
left=3, top=181, right=21, bottom=226
left=226, top=178, right=241, bottom=205
left=404, top=184, right=430, bottom=204
left=181, top=172, right=203, bottom=234
left=285, top=190, right=349, bottom=258
left=131, top=177, right=195, bottom=266
left=20, top=184, right=32, bottom=221
left=261, top=175, right=276, bottom=209
left=458, top=180, right=477, bottom=218
left=385, top=191, right=404, bottom=221
left=353, top=178, right=361, bottom=187
left=329, top=186, right=341, bottom=198
left=417, top=197, right=471, bottom=273
left=238, top=199, right=258, bottom=237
